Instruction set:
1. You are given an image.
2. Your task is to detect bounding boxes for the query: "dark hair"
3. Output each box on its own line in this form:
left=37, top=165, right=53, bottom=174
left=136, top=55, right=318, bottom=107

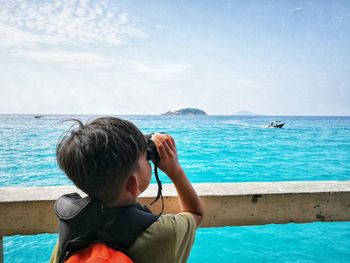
left=56, top=117, right=146, bottom=204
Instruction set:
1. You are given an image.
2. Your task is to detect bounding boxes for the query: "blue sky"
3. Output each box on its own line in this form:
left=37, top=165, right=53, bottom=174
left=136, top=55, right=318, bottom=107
left=0, top=0, right=349, bottom=115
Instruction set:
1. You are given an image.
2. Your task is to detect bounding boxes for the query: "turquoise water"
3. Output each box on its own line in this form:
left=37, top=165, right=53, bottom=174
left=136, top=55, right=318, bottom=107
left=1, top=115, right=350, bottom=262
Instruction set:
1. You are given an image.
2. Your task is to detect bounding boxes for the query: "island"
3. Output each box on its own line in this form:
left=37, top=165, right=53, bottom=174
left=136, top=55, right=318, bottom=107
left=162, top=108, right=207, bottom=116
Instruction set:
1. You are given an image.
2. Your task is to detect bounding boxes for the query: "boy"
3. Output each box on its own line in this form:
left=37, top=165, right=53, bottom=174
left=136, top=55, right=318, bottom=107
left=50, top=117, right=204, bottom=263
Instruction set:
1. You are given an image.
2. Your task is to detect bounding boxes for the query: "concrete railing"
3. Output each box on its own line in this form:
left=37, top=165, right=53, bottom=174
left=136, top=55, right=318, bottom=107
left=1, top=181, right=350, bottom=262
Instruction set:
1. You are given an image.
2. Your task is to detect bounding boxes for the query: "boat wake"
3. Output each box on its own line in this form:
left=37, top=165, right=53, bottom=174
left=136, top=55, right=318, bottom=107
left=224, top=120, right=268, bottom=129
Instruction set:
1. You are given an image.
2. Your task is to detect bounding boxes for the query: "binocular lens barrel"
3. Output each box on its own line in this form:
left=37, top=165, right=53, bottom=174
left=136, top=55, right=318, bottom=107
left=144, top=134, right=160, bottom=162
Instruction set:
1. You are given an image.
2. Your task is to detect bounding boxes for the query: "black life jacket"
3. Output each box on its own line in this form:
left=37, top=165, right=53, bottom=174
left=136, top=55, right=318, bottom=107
left=54, top=193, right=159, bottom=263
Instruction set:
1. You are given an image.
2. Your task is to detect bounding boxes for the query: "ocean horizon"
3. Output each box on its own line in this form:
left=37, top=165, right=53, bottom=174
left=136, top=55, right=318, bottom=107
left=1, top=113, right=350, bottom=117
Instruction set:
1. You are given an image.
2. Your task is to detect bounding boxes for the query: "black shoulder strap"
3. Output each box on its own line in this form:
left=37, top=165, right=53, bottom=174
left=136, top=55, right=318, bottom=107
left=55, top=193, right=92, bottom=220
left=54, top=193, right=159, bottom=263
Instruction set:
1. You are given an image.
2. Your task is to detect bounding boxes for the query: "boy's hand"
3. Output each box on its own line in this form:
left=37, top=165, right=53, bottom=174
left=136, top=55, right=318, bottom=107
left=152, top=133, right=204, bottom=227
left=151, top=133, right=182, bottom=179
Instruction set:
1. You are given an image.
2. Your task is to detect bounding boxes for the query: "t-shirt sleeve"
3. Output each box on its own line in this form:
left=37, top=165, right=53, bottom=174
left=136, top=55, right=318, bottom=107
left=171, top=212, right=197, bottom=263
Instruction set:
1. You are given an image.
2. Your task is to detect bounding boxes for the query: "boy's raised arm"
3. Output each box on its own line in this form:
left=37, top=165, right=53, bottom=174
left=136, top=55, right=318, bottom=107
left=152, top=134, right=204, bottom=227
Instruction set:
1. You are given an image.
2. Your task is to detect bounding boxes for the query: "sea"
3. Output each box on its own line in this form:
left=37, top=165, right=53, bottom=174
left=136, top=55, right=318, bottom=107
left=1, top=114, right=349, bottom=263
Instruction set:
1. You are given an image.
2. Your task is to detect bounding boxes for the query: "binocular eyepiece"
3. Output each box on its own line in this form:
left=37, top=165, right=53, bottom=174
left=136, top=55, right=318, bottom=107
left=144, top=133, right=161, bottom=163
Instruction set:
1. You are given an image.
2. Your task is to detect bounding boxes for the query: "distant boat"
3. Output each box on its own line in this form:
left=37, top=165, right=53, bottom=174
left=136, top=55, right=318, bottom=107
left=268, top=121, right=285, bottom=128
left=34, top=115, right=44, bottom=119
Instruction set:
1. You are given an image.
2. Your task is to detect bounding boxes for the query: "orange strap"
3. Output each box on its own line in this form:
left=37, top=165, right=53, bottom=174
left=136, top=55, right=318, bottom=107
left=65, top=243, right=133, bottom=263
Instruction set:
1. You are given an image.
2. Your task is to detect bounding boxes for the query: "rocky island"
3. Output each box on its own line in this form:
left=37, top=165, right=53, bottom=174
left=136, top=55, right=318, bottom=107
left=162, top=108, right=207, bottom=116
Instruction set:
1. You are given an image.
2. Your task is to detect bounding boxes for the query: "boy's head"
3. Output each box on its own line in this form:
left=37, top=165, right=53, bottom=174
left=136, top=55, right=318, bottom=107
left=56, top=117, right=146, bottom=204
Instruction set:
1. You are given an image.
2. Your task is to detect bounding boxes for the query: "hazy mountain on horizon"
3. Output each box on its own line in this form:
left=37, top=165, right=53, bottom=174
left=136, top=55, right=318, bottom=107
left=233, top=110, right=259, bottom=116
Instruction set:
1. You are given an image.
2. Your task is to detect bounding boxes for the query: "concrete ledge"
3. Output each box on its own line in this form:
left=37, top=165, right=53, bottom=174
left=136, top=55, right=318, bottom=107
left=1, top=181, right=350, bottom=236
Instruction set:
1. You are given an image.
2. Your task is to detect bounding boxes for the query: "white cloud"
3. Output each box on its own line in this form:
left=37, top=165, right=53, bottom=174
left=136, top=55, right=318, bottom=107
left=233, top=78, right=261, bottom=89
left=0, top=0, right=192, bottom=77
left=0, top=0, right=147, bottom=49
left=125, top=61, right=193, bottom=75
left=0, top=24, right=46, bottom=48
left=12, top=49, right=114, bottom=69
left=9, top=48, right=193, bottom=73
left=289, top=7, right=303, bottom=13
left=0, top=58, right=195, bottom=114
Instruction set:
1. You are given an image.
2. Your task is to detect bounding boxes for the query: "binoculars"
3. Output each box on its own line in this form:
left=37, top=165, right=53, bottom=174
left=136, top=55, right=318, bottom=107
left=144, top=133, right=161, bottom=163
left=144, top=133, right=165, bottom=211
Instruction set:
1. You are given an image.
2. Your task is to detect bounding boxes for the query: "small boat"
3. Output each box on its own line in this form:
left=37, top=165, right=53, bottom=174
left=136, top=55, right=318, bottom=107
left=34, top=115, right=44, bottom=119
left=268, top=121, right=284, bottom=128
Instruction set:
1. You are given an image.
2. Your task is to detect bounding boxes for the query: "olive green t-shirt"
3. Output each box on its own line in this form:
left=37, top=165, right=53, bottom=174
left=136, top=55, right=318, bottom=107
left=128, top=212, right=196, bottom=263
left=49, top=212, right=196, bottom=263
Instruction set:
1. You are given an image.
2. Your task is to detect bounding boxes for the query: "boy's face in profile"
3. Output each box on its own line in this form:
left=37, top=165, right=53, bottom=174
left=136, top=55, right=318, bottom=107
left=135, top=152, right=152, bottom=195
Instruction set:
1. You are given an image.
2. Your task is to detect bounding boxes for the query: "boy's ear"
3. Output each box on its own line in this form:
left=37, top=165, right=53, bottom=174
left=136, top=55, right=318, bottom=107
left=126, top=175, right=139, bottom=197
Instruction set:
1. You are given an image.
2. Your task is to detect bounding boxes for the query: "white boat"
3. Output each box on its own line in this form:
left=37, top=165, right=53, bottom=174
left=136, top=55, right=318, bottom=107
left=268, top=121, right=285, bottom=128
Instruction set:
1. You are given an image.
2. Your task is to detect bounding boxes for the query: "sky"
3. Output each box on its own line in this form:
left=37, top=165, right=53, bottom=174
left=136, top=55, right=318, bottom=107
left=0, top=0, right=349, bottom=115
